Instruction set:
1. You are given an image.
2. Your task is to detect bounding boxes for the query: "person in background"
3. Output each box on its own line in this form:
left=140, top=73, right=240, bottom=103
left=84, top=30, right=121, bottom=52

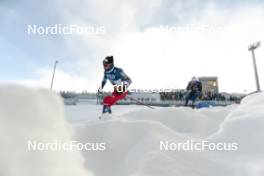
left=184, top=76, right=202, bottom=108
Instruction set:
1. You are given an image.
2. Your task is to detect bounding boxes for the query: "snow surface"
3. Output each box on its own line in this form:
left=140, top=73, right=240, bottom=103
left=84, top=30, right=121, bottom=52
left=1, top=85, right=264, bottom=176
left=0, top=85, right=92, bottom=176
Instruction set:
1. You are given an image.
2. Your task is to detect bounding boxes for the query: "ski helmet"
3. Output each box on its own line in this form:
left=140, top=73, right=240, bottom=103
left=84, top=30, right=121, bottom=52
left=103, top=56, right=114, bottom=71
left=192, top=76, right=198, bottom=81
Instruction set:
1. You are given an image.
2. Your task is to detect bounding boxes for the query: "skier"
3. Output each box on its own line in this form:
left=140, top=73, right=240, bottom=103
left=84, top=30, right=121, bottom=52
left=184, top=76, right=202, bottom=108
left=98, top=56, right=132, bottom=116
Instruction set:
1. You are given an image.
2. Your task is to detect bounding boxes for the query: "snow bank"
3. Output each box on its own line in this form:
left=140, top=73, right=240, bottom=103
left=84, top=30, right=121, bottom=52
left=123, top=106, right=234, bottom=137
left=0, top=85, right=92, bottom=176
left=209, top=92, right=264, bottom=176
left=2, top=85, right=264, bottom=176
left=70, top=92, right=264, bottom=176
left=74, top=118, right=237, bottom=176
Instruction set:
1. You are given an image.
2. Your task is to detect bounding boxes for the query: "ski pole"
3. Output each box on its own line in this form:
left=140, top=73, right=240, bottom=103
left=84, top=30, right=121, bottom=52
left=96, top=92, right=104, bottom=105
left=96, top=92, right=100, bottom=104
left=127, top=96, right=155, bottom=109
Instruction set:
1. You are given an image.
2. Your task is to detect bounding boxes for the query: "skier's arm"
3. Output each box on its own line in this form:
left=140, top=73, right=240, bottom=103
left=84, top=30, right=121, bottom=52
left=120, top=69, right=132, bottom=86
left=101, top=80, right=107, bottom=89
left=99, top=74, right=107, bottom=92
left=186, top=82, right=191, bottom=90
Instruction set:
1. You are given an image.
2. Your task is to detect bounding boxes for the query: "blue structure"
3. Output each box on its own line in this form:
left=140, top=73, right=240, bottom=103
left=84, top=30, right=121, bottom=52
left=196, top=101, right=217, bottom=109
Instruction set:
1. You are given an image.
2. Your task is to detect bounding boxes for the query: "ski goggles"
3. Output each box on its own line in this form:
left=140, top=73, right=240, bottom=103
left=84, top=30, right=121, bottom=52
left=103, top=63, right=112, bottom=69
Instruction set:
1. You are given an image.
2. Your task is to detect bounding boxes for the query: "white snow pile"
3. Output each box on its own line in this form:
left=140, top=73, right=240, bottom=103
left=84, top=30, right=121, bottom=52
left=71, top=92, right=264, bottom=176
left=0, top=85, right=92, bottom=176
left=1, top=85, right=264, bottom=176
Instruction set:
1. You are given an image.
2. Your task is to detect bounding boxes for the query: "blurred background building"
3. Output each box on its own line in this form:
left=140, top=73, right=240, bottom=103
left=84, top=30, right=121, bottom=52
left=198, top=77, right=219, bottom=94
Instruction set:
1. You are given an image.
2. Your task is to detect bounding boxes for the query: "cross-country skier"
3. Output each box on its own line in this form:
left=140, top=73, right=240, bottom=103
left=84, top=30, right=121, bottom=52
left=184, top=76, right=202, bottom=108
left=98, top=56, right=132, bottom=115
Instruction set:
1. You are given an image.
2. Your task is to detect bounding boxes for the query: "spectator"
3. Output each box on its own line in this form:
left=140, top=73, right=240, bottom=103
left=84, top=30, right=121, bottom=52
left=184, top=77, right=202, bottom=108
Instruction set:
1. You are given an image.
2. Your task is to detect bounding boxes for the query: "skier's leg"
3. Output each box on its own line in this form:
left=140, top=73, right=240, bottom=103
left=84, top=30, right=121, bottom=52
left=109, top=91, right=128, bottom=105
left=102, top=104, right=112, bottom=114
left=102, top=96, right=114, bottom=114
left=185, top=98, right=189, bottom=106
left=191, top=92, right=198, bottom=108
left=184, top=93, right=189, bottom=106
left=185, top=92, right=191, bottom=106
left=102, top=91, right=128, bottom=113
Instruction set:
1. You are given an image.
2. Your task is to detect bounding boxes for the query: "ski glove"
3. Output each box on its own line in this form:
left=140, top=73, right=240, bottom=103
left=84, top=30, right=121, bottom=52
left=98, top=87, right=103, bottom=94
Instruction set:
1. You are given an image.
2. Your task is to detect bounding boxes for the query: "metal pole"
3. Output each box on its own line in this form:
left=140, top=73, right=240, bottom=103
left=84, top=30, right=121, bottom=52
left=251, top=49, right=261, bottom=92
left=50, top=60, right=59, bottom=89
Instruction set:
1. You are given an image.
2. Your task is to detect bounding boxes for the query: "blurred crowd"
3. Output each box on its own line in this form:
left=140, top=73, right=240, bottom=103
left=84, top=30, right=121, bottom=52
left=60, top=91, right=77, bottom=99
left=160, top=91, right=243, bottom=102
left=160, top=91, right=185, bottom=101
left=60, top=90, right=244, bottom=103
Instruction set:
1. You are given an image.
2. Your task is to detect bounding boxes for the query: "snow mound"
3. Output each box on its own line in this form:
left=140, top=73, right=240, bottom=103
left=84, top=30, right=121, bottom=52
left=208, top=92, right=264, bottom=175
left=74, top=118, right=235, bottom=176
left=71, top=105, right=236, bottom=176
left=123, top=106, right=234, bottom=137
left=2, top=85, right=264, bottom=176
left=0, top=85, right=92, bottom=176
left=71, top=92, right=264, bottom=176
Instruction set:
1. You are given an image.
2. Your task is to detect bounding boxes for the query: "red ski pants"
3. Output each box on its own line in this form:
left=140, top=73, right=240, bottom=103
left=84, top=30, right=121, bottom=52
left=103, top=91, right=128, bottom=107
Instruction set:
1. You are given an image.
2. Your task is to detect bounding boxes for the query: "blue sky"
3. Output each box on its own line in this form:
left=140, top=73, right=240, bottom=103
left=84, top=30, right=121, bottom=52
left=1, top=0, right=264, bottom=93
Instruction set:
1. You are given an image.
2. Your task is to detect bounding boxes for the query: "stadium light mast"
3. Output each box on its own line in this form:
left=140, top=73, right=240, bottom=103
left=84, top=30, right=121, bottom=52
left=50, top=60, right=59, bottom=89
left=248, top=41, right=261, bottom=92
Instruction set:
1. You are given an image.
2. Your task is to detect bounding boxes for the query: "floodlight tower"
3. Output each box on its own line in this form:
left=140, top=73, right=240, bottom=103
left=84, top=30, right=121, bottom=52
left=50, top=60, right=59, bottom=89
left=248, top=41, right=261, bottom=92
